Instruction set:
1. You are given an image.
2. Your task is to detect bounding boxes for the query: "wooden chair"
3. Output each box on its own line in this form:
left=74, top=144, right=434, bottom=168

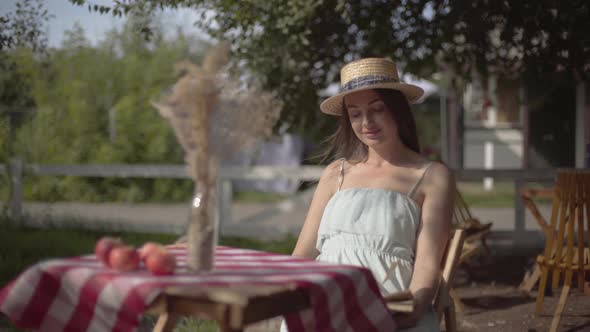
left=386, top=229, right=466, bottom=332
left=434, top=228, right=467, bottom=332
left=452, top=190, right=493, bottom=265
left=520, top=187, right=555, bottom=238
left=518, top=187, right=554, bottom=293
left=534, top=169, right=590, bottom=332
left=449, top=189, right=493, bottom=313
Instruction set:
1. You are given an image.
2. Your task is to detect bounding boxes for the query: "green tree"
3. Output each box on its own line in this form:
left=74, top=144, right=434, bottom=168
left=14, top=19, right=210, bottom=202
left=73, top=0, right=589, bottom=142
left=1, top=0, right=53, bottom=156
left=0, top=0, right=53, bottom=213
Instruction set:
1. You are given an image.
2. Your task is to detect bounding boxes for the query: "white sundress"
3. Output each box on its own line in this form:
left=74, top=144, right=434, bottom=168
left=281, top=160, right=440, bottom=332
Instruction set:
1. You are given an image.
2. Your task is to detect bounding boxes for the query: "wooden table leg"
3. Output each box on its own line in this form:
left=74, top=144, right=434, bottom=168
left=153, top=312, right=178, bottom=332
left=219, top=318, right=244, bottom=332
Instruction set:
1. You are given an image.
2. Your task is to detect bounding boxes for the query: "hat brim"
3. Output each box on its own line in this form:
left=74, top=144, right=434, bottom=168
left=319, top=83, right=424, bottom=115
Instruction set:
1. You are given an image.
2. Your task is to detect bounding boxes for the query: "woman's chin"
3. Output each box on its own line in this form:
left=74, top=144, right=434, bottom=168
left=362, top=138, right=385, bottom=147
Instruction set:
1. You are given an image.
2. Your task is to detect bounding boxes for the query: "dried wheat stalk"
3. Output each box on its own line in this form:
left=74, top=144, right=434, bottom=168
left=152, top=42, right=281, bottom=271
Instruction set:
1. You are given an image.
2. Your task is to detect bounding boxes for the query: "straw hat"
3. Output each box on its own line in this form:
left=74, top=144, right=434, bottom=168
left=320, top=58, right=424, bottom=115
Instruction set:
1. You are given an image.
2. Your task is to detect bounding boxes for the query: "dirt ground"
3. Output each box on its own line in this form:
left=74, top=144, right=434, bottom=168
left=453, top=285, right=589, bottom=332
left=448, top=248, right=590, bottom=332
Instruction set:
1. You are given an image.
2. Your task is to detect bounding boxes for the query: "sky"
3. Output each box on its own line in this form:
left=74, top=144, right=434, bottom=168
left=0, top=0, right=210, bottom=48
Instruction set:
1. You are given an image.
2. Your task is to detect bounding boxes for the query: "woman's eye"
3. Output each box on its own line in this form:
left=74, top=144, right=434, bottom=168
left=350, top=112, right=361, bottom=118
left=373, top=106, right=385, bottom=113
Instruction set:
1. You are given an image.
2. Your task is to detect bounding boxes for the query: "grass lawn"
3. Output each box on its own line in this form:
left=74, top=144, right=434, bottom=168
left=458, top=181, right=553, bottom=208
left=0, top=217, right=297, bottom=332
left=461, top=191, right=515, bottom=208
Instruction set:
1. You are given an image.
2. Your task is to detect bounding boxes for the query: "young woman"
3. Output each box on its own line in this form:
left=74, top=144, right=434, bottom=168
left=286, top=58, right=455, bottom=331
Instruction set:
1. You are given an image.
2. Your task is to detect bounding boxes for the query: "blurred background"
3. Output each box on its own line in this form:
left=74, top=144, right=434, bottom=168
left=0, top=1, right=589, bottom=331
left=1, top=0, right=588, bottom=238
left=0, top=0, right=588, bottom=241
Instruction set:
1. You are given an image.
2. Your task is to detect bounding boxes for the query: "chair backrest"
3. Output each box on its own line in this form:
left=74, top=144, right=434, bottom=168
left=453, top=188, right=494, bottom=228
left=542, top=169, right=590, bottom=277
left=453, top=189, right=475, bottom=228
left=433, top=228, right=466, bottom=320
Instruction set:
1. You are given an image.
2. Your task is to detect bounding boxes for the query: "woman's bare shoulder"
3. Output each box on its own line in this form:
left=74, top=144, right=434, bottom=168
left=314, top=158, right=346, bottom=196
left=321, top=158, right=345, bottom=180
left=424, top=161, right=455, bottom=193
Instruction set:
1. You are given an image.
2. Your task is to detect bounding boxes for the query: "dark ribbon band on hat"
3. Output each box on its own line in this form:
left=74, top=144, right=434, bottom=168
left=340, top=75, right=399, bottom=93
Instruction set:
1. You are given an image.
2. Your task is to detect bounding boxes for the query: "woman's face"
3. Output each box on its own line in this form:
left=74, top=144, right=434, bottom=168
left=344, top=89, right=398, bottom=147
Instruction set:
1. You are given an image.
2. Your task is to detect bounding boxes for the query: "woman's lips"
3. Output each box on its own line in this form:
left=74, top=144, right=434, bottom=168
left=363, top=129, right=381, bottom=138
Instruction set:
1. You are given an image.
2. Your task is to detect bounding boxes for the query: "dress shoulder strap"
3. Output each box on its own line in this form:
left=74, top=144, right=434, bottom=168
left=337, top=158, right=345, bottom=191
left=408, top=162, right=434, bottom=198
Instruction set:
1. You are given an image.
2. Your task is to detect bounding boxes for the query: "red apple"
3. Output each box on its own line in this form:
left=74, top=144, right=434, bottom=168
left=94, top=237, right=123, bottom=266
left=139, top=242, right=165, bottom=261
left=145, top=249, right=176, bottom=275
left=109, top=245, right=140, bottom=272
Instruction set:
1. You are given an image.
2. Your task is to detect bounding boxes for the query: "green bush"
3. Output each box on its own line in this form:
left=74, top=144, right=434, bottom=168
left=10, top=21, right=208, bottom=203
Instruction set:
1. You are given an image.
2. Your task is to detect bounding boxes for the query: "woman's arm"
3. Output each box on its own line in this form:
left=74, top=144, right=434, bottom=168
left=397, top=162, right=455, bottom=328
left=291, top=160, right=341, bottom=259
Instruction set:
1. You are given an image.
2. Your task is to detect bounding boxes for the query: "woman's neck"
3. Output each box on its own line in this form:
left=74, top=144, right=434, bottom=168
left=365, top=141, right=421, bottom=167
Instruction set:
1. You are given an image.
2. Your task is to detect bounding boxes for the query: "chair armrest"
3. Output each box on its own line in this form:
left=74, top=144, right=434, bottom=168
left=386, top=299, right=415, bottom=313
left=383, top=290, right=415, bottom=313
left=383, top=290, right=413, bottom=302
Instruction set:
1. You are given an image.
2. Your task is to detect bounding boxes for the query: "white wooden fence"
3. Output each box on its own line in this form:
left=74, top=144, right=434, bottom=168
left=2, top=158, right=557, bottom=235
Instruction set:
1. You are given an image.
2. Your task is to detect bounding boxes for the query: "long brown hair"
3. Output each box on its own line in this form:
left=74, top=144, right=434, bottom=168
left=321, top=89, right=421, bottom=163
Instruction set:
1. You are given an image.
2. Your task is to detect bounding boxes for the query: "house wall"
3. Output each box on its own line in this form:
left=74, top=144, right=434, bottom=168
left=462, top=72, right=580, bottom=169
left=462, top=75, right=524, bottom=170
left=464, top=128, right=523, bottom=169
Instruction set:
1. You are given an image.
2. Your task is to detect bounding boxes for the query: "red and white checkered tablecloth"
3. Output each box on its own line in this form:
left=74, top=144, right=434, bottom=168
left=0, top=245, right=396, bottom=332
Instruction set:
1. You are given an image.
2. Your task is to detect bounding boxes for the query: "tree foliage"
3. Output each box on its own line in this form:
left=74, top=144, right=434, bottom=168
left=9, top=19, right=211, bottom=202
left=1, top=0, right=54, bottom=208
left=72, top=0, right=590, bottom=139
left=1, top=1, right=587, bottom=203
left=1, top=0, right=53, bottom=150
left=0, top=0, right=53, bottom=53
